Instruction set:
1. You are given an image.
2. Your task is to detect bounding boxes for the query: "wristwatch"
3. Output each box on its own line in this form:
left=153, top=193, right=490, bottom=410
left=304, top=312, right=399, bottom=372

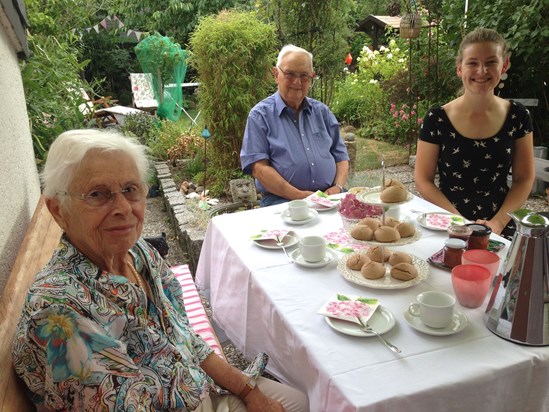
left=334, top=183, right=345, bottom=193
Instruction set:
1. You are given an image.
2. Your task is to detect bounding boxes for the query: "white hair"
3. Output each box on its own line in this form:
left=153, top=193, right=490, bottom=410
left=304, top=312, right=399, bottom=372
left=276, top=44, right=314, bottom=71
left=42, top=129, right=150, bottom=198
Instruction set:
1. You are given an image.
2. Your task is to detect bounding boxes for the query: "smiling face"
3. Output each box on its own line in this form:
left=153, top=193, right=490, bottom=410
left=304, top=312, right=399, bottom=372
left=457, top=41, right=508, bottom=95
left=48, top=150, right=145, bottom=267
left=274, top=51, right=315, bottom=111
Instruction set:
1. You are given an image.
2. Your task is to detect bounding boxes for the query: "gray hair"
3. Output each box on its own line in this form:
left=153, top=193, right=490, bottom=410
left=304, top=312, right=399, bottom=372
left=276, top=44, right=314, bottom=71
left=42, top=129, right=150, bottom=198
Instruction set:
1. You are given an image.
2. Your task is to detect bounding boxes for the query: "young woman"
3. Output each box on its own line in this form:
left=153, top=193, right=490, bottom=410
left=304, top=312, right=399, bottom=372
left=414, top=28, right=535, bottom=237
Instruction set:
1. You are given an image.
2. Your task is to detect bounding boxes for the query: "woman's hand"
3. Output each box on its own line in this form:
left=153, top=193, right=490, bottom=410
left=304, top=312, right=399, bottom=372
left=475, top=218, right=504, bottom=235
left=244, top=387, right=285, bottom=411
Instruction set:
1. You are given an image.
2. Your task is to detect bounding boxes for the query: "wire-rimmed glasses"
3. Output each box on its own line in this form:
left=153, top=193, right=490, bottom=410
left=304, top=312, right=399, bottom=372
left=277, top=66, right=315, bottom=82
left=57, top=182, right=148, bottom=207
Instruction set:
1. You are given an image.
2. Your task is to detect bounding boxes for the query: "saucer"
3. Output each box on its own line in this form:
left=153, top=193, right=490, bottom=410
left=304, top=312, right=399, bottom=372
left=403, top=308, right=468, bottom=336
left=325, top=305, right=396, bottom=337
left=291, top=248, right=338, bottom=268
left=310, top=201, right=339, bottom=212
left=282, top=209, right=319, bottom=225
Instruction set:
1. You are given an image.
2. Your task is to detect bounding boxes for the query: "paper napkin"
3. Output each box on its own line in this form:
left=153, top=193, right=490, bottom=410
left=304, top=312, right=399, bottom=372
left=425, top=213, right=465, bottom=229
left=308, top=190, right=339, bottom=208
left=318, top=294, right=380, bottom=324
left=250, top=229, right=290, bottom=241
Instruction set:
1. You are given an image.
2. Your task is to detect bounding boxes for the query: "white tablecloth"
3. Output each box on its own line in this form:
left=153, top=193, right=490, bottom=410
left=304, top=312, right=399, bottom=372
left=195, top=195, right=549, bottom=412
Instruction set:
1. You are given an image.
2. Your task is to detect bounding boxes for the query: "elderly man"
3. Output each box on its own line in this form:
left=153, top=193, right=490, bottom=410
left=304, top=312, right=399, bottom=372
left=241, top=44, right=350, bottom=207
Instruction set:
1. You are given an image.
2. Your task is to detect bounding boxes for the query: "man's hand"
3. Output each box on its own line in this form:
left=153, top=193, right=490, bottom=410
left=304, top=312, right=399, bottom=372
left=243, top=387, right=285, bottom=411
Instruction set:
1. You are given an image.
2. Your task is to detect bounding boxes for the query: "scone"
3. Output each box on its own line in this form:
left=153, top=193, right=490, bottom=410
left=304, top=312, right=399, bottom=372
left=390, top=262, right=418, bottom=281
left=388, top=251, right=413, bottom=266
left=384, top=178, right=406, bottom=190
left=374, top=226, right=401, bottom=243
left=366, top=245, right=391, bottom=262
left=350, top=225, right=374, bottom=241
left=380, top=185, right=408, bottom=203
left=346, top=253, right=370, bottom=270
left=382, top=216, right=400, bottom=228
left=395, top=222, right=415, bottom=238
left=360, top=260, right=386, bottom=279
left=357, top=217, right=381, bottom=231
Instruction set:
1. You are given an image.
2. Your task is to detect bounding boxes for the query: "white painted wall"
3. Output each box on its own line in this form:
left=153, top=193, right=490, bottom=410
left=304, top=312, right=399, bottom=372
left=0, top=23, right=41, bottom=294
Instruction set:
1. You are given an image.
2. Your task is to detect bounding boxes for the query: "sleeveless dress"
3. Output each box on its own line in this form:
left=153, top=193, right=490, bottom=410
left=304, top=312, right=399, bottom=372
left=419, top=100, right=533, bottom=222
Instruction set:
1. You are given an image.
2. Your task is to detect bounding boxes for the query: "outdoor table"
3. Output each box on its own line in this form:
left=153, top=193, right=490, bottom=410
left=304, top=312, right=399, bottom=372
left=195, top=194, right=549, bottom=412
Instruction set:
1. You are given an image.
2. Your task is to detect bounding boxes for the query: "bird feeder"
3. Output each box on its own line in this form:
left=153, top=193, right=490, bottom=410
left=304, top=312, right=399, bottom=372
left=400, top=13, right=421, bottom=39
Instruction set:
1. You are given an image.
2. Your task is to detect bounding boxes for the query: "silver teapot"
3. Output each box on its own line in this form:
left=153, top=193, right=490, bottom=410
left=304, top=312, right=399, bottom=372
left=484, top=209, right=549, bottom=346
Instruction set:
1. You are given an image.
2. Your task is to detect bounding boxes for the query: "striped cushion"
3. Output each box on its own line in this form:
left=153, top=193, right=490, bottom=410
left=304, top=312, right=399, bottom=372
left=171, top=264, right=224, bottom=358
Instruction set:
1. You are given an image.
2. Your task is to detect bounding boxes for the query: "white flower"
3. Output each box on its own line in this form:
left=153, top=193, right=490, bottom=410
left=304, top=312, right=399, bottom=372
left=369, top=79, right=378, bottom=84
left=379, top=45, right=387, bottom=52
left=387, top=53, right=393, bottom=59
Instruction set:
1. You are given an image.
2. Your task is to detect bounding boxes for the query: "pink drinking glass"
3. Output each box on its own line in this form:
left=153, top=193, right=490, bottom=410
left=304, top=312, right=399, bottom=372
left=451, top=264, right=491, bottom=309
left=461, top=249, right=500, bottom=283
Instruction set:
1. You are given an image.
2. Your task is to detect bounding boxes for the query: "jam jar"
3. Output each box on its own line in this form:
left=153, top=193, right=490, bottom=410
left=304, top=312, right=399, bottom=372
left=443, top=238, right=467, bottom=268
left=465, top=223, right=492, bottom=250
left=447, top=224, right=473, bottom=244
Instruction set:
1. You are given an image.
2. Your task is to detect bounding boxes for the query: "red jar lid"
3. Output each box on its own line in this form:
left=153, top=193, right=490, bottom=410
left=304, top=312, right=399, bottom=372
left=465, top=223, right=492, bottom=237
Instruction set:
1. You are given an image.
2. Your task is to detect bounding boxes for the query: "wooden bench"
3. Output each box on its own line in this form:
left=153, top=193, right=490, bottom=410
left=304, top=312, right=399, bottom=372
left=0, top=195, right=61, bottom=412
left=0, top=196, right=224, bottom=411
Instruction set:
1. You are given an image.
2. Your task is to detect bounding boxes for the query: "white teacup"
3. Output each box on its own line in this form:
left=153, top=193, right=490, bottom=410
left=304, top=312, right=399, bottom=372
left=409, top=291, right=455, bottom=329
left=288, top=199, right=309, bottom=221
left=299, top=236, right=326, bottom=263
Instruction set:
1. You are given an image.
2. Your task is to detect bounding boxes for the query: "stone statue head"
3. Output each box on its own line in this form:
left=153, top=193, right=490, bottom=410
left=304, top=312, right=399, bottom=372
left=229, top=178, right=257, bottom=203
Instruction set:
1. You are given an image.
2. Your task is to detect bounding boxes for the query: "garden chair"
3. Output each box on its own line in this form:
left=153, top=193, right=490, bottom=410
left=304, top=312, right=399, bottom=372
left=129, top=73, right=158, bottom=114
left=78, top=89, right=145, bottom=127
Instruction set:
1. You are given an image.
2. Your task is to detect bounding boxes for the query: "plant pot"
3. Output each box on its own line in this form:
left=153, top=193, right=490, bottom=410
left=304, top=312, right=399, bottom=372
left=400, top=13, right=421, bottom=39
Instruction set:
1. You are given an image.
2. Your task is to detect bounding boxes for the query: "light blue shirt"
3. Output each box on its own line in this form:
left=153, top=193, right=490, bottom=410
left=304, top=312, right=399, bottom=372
left=241, top=92, right=349, bottom=194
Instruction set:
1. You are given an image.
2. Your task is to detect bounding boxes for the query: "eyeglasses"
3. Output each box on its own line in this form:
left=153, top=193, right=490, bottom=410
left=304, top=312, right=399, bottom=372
left=277, top=66, right=315, bottom=82
left=57, top=182, right=148, bottom=207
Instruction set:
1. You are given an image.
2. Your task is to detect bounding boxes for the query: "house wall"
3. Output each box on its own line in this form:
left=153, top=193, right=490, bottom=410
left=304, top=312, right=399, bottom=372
left=0, top=23, right=41, bottom=294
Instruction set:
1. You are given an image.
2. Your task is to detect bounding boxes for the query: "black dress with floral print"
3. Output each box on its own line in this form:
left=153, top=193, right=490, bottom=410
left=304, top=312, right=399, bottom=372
left=419, top=100, right=533, bottom=221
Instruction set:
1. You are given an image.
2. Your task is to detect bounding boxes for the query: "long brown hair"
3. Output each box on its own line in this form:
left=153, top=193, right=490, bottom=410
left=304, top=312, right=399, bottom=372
left=456, top=28, right=510, bottom=65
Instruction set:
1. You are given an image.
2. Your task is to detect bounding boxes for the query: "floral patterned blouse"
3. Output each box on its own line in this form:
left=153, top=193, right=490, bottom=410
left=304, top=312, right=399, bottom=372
left=419, top=100, right=533, bottom=221
left=13, top=236, right=265, bottom=411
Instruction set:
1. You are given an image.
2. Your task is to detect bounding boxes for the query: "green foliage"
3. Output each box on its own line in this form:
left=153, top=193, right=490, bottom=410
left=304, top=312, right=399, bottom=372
left=21, top=34, right=92, bottom=160
left=112, top=0, right=253, bottom=44
left=257, top=0, right=356, bottom=105
left=122, top=112, right=159, bottom=143
left=189, top=10, right=277, bottom=195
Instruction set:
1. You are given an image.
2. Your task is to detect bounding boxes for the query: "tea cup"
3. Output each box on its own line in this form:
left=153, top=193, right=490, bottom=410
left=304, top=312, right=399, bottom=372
left=408, top=291, right=456, bottom=329
left=288, top=200, right=309, bottom=221
left=299, top=236, right=326, bottom=263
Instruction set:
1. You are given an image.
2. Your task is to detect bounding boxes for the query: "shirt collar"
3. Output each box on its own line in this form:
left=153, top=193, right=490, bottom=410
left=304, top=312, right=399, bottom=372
left=274, top=91, right=310, bottom=117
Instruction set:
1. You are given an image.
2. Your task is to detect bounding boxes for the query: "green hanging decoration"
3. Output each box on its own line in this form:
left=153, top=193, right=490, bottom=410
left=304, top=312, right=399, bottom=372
left=135, top=33, right=187, bottom=121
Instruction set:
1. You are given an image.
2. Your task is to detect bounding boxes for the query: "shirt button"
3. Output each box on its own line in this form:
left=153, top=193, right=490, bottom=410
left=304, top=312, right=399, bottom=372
left=306, top=148, right=310, bottom=151
left=311, top=163, right=315, bottom=166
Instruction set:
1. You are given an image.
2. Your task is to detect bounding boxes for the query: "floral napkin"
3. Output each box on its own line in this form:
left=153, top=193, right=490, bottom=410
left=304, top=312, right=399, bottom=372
left=323, top=228, right=369, bottom=254
left=250, top=229, right=290, bottom=241
left=318, top=294, right=380, bottom=324
left=308, top=190, right=339, bottom=208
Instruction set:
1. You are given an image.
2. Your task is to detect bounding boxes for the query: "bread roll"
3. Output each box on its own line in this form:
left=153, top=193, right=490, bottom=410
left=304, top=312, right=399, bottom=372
left=346, top=253, right=370, bottom=270
left=350, top=225, right=374, bottom=241
left=380, top=185, right=408, bottom=203
left=361, top=261, right=386, bottom=279
left=358, top=217, right=381, bottom=231
left=366, top=246, right=391, bottom=262
left=384, top=178, right=406, bottom=189
left=374, top=226, right=401, bottom=243
left=390, top=262, right=418, bottom=281
left=383, top=216, right=400, bottom=228
left=395, top=222, right=415, bottom=238
left=388, top=251, right=413, bottom=266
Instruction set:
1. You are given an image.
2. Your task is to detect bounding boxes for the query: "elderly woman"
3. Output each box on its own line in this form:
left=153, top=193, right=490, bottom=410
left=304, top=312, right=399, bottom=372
left=13, top=130, right=308, bottom=412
